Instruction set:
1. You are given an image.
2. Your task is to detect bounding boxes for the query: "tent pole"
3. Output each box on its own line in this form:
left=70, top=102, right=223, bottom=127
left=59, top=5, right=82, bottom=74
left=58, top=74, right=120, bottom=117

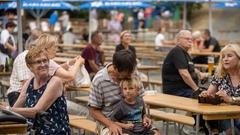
left=17, top=0, right=23, bottom=53
left=208, top=1, right=213, bottom=34
left=183, top=2, right=187, bottom=29
left=88, top=8, right=91, bottom=43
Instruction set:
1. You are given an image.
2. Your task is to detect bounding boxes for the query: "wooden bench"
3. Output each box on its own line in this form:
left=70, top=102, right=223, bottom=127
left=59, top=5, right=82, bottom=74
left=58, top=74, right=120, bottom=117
left=69, top=115, right=97, bottom=134
left=149, top=109, right=195, bottom=134
left=75, top=96, right=89, bottom=104
left=142, top=79, right=162, bottom=90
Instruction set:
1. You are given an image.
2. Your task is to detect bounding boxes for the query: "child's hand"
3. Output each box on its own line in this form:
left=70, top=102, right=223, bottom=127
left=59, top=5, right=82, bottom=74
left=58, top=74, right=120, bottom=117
left=124, top=123, right=134, bottom=129
left=143, top=115, right=152, bottom=128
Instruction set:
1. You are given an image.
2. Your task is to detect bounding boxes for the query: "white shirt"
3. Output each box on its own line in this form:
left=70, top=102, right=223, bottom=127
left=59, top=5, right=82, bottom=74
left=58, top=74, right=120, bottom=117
left=0, top=29, right=16, bottom=64
left=0, top=29, right=15, bottom=47
left=7, top=50, right=60, bottom=94
left=62, top=32, right=76, bottom=44
left=155, top=33, right=165, bottom=47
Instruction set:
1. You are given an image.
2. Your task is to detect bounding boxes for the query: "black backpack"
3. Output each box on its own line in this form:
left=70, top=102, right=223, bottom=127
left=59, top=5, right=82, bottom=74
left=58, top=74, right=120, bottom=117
left=0, top=108, right=26, bottom=124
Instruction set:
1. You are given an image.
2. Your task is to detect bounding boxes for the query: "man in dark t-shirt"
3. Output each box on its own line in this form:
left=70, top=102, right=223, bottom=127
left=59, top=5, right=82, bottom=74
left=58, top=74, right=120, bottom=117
left=192, top=29, right=220, bottom=64
left=81, top=31, right=104, bottom=76
left=162, top=30, right=206, bottom=98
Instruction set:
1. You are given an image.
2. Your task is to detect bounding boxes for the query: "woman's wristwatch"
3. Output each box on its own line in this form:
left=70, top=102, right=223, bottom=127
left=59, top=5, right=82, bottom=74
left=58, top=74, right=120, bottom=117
left=231, top=96, right=238, bottom=105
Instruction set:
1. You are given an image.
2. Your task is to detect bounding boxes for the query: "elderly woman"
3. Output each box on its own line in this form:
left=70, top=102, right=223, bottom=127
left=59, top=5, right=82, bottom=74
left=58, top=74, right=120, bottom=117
left=199, top=44, right=240, bottom=134
left=1, top=47, right=70, bottom=134
left=115, top=30, right=136, bottom=58
left=115, top=31, right=148, bottom=81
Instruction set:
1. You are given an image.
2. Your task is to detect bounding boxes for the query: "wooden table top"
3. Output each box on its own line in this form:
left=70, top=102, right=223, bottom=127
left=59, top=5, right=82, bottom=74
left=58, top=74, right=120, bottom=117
left=143, top=93, right=240, bottom=115
left=65, top=84, right=91, bottom=92
left=0, top=123, right=27, bottom=134
left=137, top=65, right=160, bottom=72
left=190, top=51, right=220, bottom=56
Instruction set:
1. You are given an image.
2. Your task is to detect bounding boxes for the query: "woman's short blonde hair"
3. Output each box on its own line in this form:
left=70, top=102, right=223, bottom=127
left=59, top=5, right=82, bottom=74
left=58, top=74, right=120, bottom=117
left=192, top=31, right=201, bottom=40
left=120, top=77, right=141, bottom=91
left=25, top=46, right=48, bottom=65
left=35, top=33, right=58, bottom=50
left=216, top=44, right=240, bottom=78
left=120, top=30, right=131, bottom=40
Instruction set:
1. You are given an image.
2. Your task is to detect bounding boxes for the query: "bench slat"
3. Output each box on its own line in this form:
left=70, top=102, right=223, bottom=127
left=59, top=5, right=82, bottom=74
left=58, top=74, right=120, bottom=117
left=150, top=109, right=195, bottom=126
left=69, top=115, right=97, bottom=134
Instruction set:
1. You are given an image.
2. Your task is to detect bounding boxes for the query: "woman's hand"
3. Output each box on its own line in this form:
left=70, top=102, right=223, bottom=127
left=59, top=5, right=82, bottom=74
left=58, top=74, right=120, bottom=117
left=199, top=90, right=212, bottom=97
left=0, top=104, right=7, bottom=109
left=216, top=90, right=232, bottom=103
left=76, top=56, right=85, bottom=65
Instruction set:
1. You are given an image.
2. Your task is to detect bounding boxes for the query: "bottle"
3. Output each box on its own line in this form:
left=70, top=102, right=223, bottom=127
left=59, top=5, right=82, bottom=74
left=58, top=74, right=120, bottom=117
left=208, top=56, right=214, bottom=76
left=4, top=58, right=9, bottom=72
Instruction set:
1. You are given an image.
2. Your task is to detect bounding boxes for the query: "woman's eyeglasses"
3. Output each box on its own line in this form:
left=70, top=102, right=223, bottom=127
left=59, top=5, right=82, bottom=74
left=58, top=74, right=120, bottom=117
left=30, top=59, right=49, bottom=65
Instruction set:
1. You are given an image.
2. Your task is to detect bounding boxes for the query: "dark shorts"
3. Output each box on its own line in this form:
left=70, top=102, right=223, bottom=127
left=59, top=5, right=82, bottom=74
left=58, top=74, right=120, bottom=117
left=163, top=88, right=193, bottom=98
left=7, top=91, right=20, bottom=107
left=122, top=123, right=155, bottom=135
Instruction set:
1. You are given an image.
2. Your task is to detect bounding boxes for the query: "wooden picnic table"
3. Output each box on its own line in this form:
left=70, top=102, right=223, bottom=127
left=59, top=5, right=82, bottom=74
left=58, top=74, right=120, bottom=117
left=190, top=51, right=220, bottom=56
left=144, top=93, right=240, bottom=135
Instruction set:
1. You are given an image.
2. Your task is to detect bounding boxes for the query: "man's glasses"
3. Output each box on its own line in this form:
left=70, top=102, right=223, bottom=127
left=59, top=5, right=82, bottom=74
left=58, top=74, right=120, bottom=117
left=30, top=59, right=49, bottom=65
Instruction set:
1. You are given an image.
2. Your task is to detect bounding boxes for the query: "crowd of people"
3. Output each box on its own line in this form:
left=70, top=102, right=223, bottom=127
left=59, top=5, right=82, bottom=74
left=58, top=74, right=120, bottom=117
left=0, top=10, right=240, bottom=135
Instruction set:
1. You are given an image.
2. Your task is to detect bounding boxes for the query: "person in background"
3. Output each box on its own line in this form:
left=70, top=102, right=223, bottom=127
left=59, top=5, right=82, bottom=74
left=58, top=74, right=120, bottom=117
left=81, top=31, right=104, bottom=78
left=59, top=11, right=69, bottom=32
left=115, top=30, right=136, bottom=58
left=7, top=42, right=36, bottom=107
left=81, top=27, right=89, bottom=43
left=162, top=30, right=207, bottom=98
left=48, top=11, right=58, bottom=32
left=193, top=29, right=221, bottom=64
left=89, top=50, right=150, bottom=135
left=25, top=28, right=42, bottom=48
left=2, top=12, right=15, bottom=29
left=115, top=30, right=148, bottom=81
left=62, top=27, right=77, bottom=45
left=111, top=77, right=161, bottom=135
left=199, top=44, right=240, bottom=135
left=0, top=21, right=17, bottom=64
left=108, top=15, right=122, bottom=44
left=1, top=47, right=71, bottom=134
left=155, top=26, right=175, bottom=51
left=191, top=30, right=204, bottom=52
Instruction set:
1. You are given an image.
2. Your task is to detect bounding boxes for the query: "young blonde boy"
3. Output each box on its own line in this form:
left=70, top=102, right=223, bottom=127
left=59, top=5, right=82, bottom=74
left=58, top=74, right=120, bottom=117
left=111, top=77, right=161, bottom=135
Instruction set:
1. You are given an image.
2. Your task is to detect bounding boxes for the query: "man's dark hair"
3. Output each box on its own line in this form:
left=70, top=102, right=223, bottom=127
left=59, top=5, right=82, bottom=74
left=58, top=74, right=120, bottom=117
left=6, top=21, right=16, bottom=28
left=113, top=50, right=137, bottom=73
left=204, top=29, right=211, bottom=36
left=91, top=31, right=99, bottom=41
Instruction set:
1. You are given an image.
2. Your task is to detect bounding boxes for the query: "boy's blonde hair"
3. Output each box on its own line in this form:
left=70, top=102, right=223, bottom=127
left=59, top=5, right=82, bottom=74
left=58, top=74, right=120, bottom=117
left=120, top=77, right=141, bottom=91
